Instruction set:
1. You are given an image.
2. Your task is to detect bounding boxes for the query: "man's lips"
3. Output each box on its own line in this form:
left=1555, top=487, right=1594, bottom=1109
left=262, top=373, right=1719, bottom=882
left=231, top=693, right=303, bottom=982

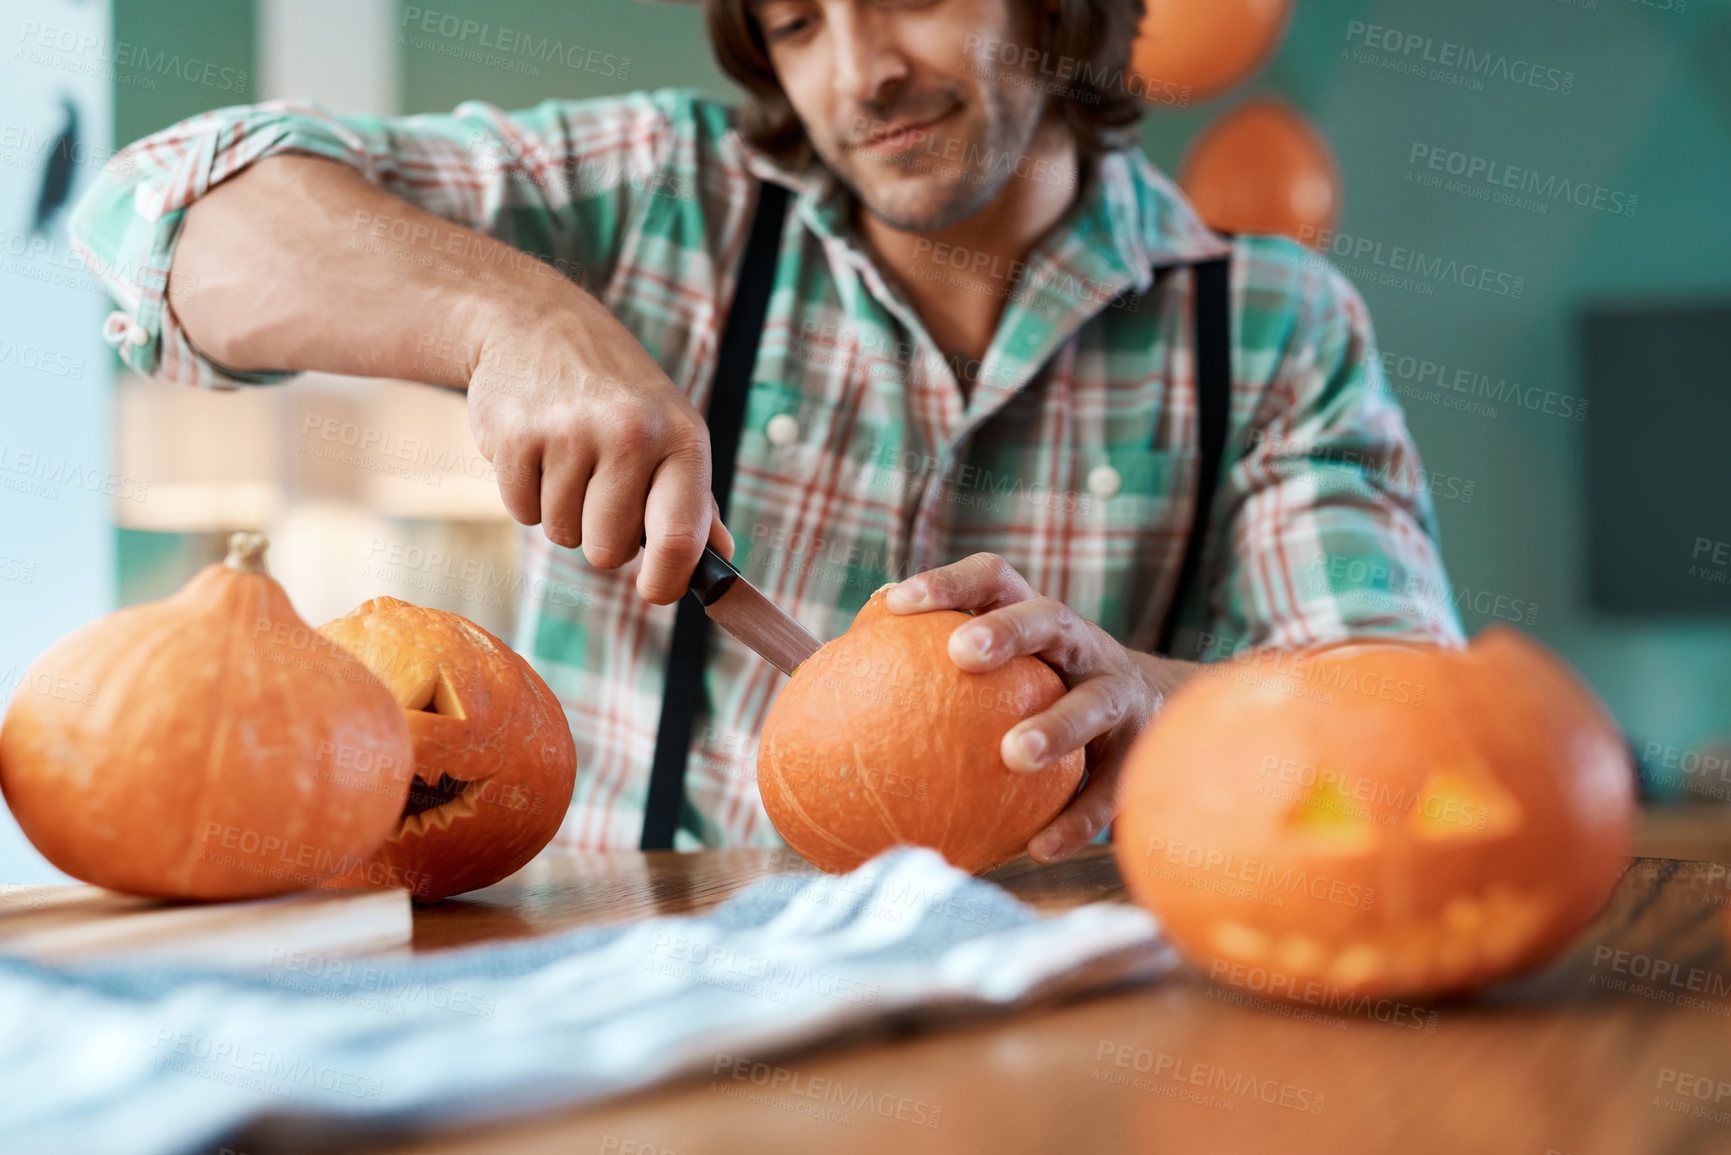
left=858, top=107, right=958, bottom=149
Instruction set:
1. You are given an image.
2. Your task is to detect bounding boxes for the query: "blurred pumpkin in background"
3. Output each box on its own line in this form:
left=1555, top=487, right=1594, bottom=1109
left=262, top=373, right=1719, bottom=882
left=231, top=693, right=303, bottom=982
left=0, top=533, right=413, bottom=900
left=1180, top=98, right=1342, bottom=245
left=1115, top=629, right=1635, bottom=1002
left=1129, top=0, right=1293, bottom=104
left=758, top=585, right=1083, bottom=875
left=319, top=598, right=576, bottom=901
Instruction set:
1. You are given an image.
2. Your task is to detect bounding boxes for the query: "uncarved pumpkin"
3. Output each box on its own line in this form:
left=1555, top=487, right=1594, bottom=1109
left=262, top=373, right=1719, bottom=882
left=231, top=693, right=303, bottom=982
left=757, top=586, right=1084, bottom=874
left=1114, top=627, right=1635, bottom=1002
left=0, top=533, right=414, bottom=899
left=317, top=598, right=575, bottom=901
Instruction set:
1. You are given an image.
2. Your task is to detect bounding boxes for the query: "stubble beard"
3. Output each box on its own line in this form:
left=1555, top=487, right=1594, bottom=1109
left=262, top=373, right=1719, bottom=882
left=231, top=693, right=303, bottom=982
left=824, top=79, right=1049, bottom=234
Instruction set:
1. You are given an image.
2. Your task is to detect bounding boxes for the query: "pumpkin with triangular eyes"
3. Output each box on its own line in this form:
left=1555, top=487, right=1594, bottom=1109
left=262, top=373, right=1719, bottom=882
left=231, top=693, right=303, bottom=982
left=318, top=598, right=575, bottom=901
left=1114, top=628, right=1635, bottom=1001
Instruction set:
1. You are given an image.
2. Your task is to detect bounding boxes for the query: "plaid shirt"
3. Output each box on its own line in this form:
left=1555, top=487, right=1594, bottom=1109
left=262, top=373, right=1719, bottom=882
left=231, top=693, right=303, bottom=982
left=72, top=88, right=1464, bottom=851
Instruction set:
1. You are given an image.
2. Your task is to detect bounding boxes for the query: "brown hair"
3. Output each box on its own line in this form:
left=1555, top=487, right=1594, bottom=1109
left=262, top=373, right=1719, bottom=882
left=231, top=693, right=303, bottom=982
left=704, top=0, right=1147, bottom=171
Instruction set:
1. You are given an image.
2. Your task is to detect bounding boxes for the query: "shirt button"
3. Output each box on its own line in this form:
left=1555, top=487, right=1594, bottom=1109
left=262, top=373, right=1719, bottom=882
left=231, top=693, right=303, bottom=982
left=766, top=413, right=799, bottom=448
left=1087, top=464, right=1121, bottom=498
left=126, top=324, right=151, bottom=346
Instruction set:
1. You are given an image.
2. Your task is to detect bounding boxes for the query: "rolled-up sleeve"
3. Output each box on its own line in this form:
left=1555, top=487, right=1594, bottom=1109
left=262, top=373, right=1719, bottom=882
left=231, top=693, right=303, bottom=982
left=68, top=90, right=708, bottom=389
left=1209, top=237, right=1466, bottom=650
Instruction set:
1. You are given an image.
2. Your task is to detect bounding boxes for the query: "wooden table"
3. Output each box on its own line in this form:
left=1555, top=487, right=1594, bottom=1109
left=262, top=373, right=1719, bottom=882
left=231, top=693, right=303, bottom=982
left=240, top=810, right=1731, bottom=1155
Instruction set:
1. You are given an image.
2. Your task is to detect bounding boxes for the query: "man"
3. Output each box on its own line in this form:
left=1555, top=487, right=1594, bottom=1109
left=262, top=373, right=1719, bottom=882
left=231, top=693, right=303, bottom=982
left=71, top=0, right=1461, bottom=864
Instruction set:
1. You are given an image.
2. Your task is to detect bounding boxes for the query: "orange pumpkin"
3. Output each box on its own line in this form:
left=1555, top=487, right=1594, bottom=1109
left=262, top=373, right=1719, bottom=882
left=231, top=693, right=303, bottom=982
left=1179, top=99, right=1341, bottom=245
left=0, top=533, right=413, bottom=899
left=317, top=598, right=575, bottom=901
left=757, top=586, right=1084, bottom=874
left=1115, top=628, right=1635, bottom=1002
left=1129, top=0, right=1293, bottom=104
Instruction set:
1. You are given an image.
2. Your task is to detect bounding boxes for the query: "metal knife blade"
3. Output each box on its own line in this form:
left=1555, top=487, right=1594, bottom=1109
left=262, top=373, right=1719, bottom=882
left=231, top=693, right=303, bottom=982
left=684, top=545, right=823, bottom=676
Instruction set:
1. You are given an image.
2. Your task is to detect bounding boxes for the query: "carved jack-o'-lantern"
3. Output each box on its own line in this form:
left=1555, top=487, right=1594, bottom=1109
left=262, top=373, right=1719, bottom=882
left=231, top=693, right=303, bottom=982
left=1115, top=628, right=1634, bottom=1002
left=318, top=598, right=575, bottom=901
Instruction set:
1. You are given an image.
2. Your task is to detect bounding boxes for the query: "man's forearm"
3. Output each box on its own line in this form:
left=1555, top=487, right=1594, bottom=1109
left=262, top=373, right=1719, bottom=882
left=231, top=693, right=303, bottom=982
left=167, top=154, right=582, bottom=387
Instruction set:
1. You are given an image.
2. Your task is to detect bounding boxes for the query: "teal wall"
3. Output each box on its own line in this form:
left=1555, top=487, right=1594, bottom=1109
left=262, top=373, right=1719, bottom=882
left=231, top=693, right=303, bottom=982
left=398, top=0, right=736, bottom=112
left=113, top=0, right=255, bottom=142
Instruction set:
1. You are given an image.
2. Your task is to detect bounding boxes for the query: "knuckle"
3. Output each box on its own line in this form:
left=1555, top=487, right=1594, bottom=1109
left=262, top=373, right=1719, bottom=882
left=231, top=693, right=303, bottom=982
left=652, top=517, right=708, bottom=554
left=609, top=413, right=660, bottom=454
left=543, top=520, right=581, bottom=548
left=584, top=542, right=629, bottom=569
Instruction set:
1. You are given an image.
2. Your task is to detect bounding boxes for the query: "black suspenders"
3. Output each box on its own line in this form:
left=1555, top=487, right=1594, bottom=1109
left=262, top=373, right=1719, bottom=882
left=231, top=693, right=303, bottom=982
left=1156, top=254, right=1233, bottom=658
left=640, top=202, right=1233, bottom=849
left=640, top=180, right=789, bottom=851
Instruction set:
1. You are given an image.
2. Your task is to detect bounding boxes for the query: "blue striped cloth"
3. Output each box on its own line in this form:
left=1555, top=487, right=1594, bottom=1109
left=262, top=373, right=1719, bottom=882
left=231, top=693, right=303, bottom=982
left=0, top=848, right=1172, bottom=1155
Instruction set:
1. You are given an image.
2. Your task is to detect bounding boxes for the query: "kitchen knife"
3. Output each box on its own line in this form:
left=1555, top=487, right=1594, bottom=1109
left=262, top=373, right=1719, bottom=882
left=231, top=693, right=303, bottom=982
left=683, top=545, right=824, bottom=676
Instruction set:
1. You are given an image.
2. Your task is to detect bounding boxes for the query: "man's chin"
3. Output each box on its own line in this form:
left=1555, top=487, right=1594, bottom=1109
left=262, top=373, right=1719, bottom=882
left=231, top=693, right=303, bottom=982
left=848, top=165, right=990, bottom=233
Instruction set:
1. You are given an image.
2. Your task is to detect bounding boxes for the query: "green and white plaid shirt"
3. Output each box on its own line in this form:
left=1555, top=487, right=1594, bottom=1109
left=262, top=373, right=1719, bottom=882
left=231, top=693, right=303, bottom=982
left=72, top=88, right=1463, bottom=850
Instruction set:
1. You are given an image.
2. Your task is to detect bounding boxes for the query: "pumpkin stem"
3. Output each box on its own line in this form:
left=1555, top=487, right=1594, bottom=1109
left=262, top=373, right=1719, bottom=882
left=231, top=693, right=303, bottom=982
left=224, top=532, right=271, bottom=576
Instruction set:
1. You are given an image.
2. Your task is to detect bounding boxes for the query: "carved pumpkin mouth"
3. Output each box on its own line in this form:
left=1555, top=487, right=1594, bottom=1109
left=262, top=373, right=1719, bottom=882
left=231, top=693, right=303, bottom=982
left=392, top=772, right=491, bottom=840
left=390, top=666, right=492, bottom=840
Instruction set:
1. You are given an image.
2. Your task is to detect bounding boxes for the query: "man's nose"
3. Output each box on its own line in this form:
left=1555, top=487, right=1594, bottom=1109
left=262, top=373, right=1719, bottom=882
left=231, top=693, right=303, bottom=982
left=829, top=5, right=910, bottom=110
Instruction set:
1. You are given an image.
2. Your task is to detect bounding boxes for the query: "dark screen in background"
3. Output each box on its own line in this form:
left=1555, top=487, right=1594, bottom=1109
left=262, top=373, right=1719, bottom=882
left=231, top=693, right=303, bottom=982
left=1587, top=305, right=1731, bottom=616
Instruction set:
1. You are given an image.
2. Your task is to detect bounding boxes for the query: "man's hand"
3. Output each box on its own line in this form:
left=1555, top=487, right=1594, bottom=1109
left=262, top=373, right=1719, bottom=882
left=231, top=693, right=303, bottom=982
left=466, top=293, right=734, bottom=604
left=168, top=155, right=729, bottom=605
left=884, top=553, right=1198, bottom=864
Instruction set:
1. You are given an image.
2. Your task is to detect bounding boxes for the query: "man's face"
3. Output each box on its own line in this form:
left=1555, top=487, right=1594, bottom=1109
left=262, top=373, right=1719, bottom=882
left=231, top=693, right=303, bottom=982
left=754, top=0, right=1052, bottom=232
